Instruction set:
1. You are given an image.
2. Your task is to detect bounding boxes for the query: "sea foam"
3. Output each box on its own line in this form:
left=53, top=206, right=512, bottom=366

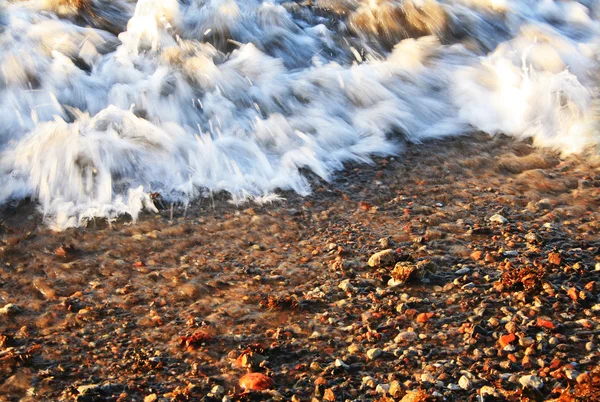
left=0, top=0, right=598, bottom=228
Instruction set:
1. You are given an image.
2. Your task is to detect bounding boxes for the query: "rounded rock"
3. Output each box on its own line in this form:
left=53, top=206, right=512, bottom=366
left=519, top=375, right=543, bottom=389
left=239, top=373, right=274, bottom=391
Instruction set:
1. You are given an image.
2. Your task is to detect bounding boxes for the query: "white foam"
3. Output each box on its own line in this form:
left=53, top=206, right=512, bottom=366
left=0, top=0, right=598, bottom=228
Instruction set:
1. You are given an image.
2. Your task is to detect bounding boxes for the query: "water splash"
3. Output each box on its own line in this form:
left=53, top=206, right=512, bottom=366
left=1, top=0, right=598, bottom=228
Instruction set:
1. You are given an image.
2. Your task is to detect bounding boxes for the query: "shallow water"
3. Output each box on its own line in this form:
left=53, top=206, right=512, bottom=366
left=0, top=0, right=598, bottom=228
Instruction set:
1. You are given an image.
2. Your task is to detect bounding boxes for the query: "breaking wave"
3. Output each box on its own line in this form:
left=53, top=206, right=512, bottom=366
left=0, top=0, right=598, bottom=228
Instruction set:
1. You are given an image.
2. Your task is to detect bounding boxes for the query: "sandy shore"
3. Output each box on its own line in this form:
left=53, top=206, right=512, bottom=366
left=1, top=134, right=600, bottom=401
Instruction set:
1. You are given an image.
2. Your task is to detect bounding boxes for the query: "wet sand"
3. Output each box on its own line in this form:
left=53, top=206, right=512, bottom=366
left=1, top=134, right=600, bottom=401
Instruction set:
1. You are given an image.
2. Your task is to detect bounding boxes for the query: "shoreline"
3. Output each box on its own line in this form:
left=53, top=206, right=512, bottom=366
left=1, top=133, right=600, bottom=401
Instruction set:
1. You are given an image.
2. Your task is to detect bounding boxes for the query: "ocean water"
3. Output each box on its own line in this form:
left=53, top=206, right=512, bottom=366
left=0, top=0, right=598, bottom=229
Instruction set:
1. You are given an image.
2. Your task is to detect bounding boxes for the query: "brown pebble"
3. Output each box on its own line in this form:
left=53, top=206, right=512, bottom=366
left=239, top=373, right=274, bottom=391
left=548, top=252, right=561, bottom=265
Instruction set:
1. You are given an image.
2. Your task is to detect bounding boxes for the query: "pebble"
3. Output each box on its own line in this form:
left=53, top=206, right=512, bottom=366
left=480, top=386, right=497, bottom=396
left=375, top=383, right=390, bottom=394
left=537, top=199, right=551, bottom=209
left=519, top=337, right=534, bottom=347
left=361, top=376, right=376, bottom=389
left=395, top=331, right=418, bottom=342
left=366, top=348, right=383, bottom=360
left=519, top=375, right=543, bottom=389
left=401, top=391, right=427, bottom=402
left=458, top=375, right=472, bottom=390
left=420, top=373, right=436, bottom=383
left=210, top=385, right=224, bottom=395
left=368, top=249, right=397, bottom=267
left=455, top=267, right=470, bottom=275
left=334, top=358, right=349, bottom=369
left=338, top=279, right=354, bottom=292
left=0, top=303, right=20, bottom=316
left=564, top=369, right=581, bottom=381
left=489, top=214, right=508, bottom=224
left=347, top=344, right=362, bottom=354
left=239, top=373, right=274, bottom=391
left=388, top=381, right=402, bottom=398
left=525, top=232, right=540, bottom=243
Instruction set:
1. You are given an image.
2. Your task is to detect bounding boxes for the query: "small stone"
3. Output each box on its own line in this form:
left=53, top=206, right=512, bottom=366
left=489, top=214, right=508, bottom=224
left=211, top=385, right=224, bottom=395
left=368, top=249, right=397, bottom=267
left=323, top=388, right=335, bottom=402
left=416, top=312, right=434, bottom=323
left=536, top=318, right=555, bottom=330
left=455, top=267, right=470, bottom=275
left=480, top=386, right=497, bottom=396
left=334, top=358, right=349, bottom=369
left=503, top=345, right=516, bottom=352
left=577, top=373, right=590, bottom=384
left=378, top=237, right=391, bottom=248
left=458, top=376, right=472, bottom=390
left=389, top=381, right=402, bottom=398
left=395, top=331, right=418, bottom=343
left=375, top=383, right=390, bottom=394
left=519, top=337, right=534, bottom=347
left=401, top=390, right=428, bottom=402
left=505, top=321, right=518, bottom=334
left=519, top=375, right=543, bottom=389
left=420, top=373, right=436, bottom=383
left=525, top=232, right=541, bottom=243
left=564, top=369, right=581, bottom=381
left=0, top=304, right=20, bottom=316
left=347, top=344, right=362, bottom=354
left=366, top=348, right=383, bottom=360
left=77, top=384, right=102, bottom=395
left=144, top=394, right=158, bottom=402
left=338, top=279, right=354, bottom=292
left=392, top=260, right=435, bottom=283
left=499, top=333, right=517, bottom=348
left=361, top=376, right=376, bottom=389
left=537, top=199, right=551, bottom=209
left=239, top=373, right=274, bottom=391
left=471, top=251, right=483, bottom=261
left=548, top=252, right=561, bottom=265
